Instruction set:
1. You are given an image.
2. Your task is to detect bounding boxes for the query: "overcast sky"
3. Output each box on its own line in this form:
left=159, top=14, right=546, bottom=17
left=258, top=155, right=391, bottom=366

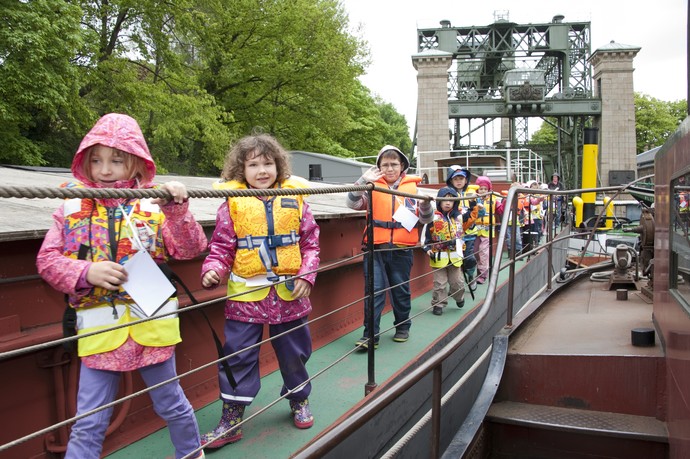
left=340, top=0, right=687, bottom=141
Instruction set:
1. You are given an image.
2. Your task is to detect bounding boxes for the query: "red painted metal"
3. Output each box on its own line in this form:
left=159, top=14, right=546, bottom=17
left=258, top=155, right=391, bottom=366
left=653, top=130, right=690, bottom=457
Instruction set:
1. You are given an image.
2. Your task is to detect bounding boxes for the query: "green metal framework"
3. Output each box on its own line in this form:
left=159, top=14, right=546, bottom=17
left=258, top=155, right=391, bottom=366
left=416, top=14, right=600, bottom=186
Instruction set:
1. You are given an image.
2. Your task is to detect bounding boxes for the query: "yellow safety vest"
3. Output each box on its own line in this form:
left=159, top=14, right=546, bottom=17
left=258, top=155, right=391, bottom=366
left=214, top=178, right=305, bottom=302
left=61, top=196, right=180, bottom=356
left=428, top=212, right=464, bottom=268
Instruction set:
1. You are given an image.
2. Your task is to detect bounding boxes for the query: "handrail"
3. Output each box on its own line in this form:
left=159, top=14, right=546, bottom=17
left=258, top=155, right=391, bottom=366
left=294, top=182, right=639, bottom=457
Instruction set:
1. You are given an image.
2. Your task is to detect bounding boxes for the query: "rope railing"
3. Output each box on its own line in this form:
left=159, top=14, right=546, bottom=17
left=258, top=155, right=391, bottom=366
left=0, top=183, right=372, bottom=200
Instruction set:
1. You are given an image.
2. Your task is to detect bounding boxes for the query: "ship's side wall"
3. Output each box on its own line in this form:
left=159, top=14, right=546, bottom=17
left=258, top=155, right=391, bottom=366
left=314, top=238, right=569, bottom=458
left=653, top=117, right=690, bottom=457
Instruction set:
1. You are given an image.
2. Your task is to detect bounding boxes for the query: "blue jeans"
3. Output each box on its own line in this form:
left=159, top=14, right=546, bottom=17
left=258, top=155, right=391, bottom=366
left=66, top=356, right=200, bottom=459
left=362, top=247, right=414, bottom=338
left=505, top=225, right=523, bottom=254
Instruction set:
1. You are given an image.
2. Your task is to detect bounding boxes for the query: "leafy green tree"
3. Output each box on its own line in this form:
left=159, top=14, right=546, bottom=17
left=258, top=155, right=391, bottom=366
left=0, top=0, right=84, bottom=166
left=75, top=0, right=232, bottom=175
left=0, top=0, right=411, bottom=176
left=635, top=93, right=687, bottom=153
left=194, top=0, right=367, bottom=152
left=334, top=82, right=411, bottom=160
left=530, top=117, right=558, bottom=145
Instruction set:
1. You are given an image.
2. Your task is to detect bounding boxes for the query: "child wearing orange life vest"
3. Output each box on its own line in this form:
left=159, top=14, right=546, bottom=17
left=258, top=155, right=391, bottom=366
left=474, top=176, right=496, bottom=284
left=345, top=145, right=434, bottom=348
left=36, top=113, right=207, bottom=459
left=496, top=181, right=525, bottom=255
left=422, top=187, right=466, bottom=315
left=200, top=134, right=320, bottom=449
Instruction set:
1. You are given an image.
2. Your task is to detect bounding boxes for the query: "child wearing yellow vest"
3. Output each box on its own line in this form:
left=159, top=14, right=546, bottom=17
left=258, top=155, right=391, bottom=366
left=474, top=176, right=496, bottom=284
left=36, top=113, right=207, bottom=459
left=422, top=187, right=467, bottom=315
left=200, top=134, right=320, bottom=449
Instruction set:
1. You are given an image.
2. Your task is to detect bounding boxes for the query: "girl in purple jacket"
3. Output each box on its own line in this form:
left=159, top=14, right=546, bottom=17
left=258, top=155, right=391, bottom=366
left=200, top=134, right=320, bottom=449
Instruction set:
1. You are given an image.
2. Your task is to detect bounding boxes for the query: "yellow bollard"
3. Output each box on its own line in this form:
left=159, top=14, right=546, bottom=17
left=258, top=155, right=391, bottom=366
left=573, top=196, right=584, bottom=228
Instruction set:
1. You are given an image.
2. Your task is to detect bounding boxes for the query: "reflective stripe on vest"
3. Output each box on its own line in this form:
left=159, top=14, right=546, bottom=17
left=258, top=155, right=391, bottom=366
left=429, top=251, right=463, bottom=269
left=226, top=272, right=295, bottom=302
left=75, top=299, right=180, bottom=357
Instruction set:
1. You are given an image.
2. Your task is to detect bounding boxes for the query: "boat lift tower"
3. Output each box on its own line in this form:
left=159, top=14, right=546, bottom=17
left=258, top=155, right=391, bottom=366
left=413, top=12, right=639, bottom=188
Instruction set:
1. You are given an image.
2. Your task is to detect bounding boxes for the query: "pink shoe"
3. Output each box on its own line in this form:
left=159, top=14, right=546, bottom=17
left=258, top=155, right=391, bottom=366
left=289, top=399, right=314, bottom=429
left=200, top=402, right=244, bottom=449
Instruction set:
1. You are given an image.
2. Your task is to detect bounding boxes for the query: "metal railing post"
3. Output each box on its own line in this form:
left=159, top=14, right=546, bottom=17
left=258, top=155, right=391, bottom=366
left=365, top=188, right=377, bottom=395
left=507, top=194, right=517, bottom=327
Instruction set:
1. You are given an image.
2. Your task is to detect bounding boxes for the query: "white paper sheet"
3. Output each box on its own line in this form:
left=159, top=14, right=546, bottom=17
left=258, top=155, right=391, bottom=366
left=392, top=204, right=419, bottom=232
left=121, top=250, right=176, bottom=317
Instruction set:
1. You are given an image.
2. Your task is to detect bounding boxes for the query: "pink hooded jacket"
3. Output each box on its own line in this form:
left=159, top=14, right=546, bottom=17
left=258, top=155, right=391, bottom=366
left=36, top=113, right=208, bottom=370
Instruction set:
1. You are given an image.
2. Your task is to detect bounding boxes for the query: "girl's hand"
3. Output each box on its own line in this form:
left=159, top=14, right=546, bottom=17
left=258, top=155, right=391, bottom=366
left=291, top=278, right=312, bottom=299
left=153, top=181, right=189, bottom=206
left=86, top=261, right=128, bottom=290
left=202, top=270, right=221, bottom=288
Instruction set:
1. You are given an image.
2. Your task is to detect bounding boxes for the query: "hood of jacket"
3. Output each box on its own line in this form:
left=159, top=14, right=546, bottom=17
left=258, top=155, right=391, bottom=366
left=436, top=186, right=460, bottom=218
left=475, top=175, right=492, bottom=191
left=71, top=113, right=156, bottom=188
left=376, top=145, right=410, bottom=173
left=445, top=166, right=471, bottom=191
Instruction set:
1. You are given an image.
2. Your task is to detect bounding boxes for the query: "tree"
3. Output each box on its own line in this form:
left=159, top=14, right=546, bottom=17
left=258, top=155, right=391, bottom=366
left=0, top=0, right=410, bottom=176
left=74, top=0, right=232, bottom=175
left=635, top=93, right=687, bottom=153
left=194, top=0, right=366, bottom=152
left=0, top=0, right=84, bottom=165
left=334, top=82, right=411, bottom=159
left=530, top=118, right=558, bottom=145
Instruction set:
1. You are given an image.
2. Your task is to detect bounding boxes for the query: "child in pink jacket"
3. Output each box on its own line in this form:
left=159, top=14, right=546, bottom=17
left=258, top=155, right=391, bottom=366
left=36, top=113, right=207, bottom=459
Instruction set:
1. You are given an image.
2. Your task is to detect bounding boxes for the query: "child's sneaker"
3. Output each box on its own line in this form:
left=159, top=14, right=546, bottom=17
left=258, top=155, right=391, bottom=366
left=393, top=330, right=409, bottom=342
left=457, top=299, right=465, bottom=308
left=289, top=399, right=314, bottom=429
left=355, top=336, right=379, bottom=350
left=432, top=306, right=443, bottom=315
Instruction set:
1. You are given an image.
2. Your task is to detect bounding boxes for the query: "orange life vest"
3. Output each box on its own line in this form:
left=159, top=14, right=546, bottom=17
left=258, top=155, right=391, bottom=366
left=368, top=175, right=422, bottom=246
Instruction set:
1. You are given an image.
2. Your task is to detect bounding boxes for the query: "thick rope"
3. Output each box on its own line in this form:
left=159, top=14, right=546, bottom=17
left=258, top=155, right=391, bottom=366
left=0, top=183, right=373, bottom=200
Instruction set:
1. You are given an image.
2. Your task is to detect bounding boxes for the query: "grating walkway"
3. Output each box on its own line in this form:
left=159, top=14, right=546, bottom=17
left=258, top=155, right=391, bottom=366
left=488, top=401, right=668, bottom=442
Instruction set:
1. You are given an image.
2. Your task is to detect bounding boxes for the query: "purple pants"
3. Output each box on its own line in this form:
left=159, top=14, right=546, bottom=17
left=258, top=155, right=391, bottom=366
left=65, top=355, right=200, bottom=459
left=218, top=317, right=312, bottom=405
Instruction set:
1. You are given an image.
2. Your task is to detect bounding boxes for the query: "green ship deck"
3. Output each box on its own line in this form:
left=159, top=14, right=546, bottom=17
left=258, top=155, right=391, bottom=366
left=106, top=257, right=521, bottom=458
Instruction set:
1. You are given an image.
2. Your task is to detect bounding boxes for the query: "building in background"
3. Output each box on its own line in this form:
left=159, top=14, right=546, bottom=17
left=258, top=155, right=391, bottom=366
left=290, top=151, right=372, bottom=184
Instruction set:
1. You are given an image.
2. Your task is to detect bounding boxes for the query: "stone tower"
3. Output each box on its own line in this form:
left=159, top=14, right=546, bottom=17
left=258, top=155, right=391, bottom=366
left=589, top=41, right=641, bottom=186
left=412, top=49, right=453, bottom=183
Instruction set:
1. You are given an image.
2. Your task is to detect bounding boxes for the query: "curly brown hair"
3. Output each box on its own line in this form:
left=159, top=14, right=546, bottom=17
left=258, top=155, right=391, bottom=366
left=221, top=134, right=292, bottom=185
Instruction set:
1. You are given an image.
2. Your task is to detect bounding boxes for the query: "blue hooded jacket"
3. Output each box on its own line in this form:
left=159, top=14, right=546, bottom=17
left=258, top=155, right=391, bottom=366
left=436, top=186, right=461, bottom=219
left=445, top=166, right=471, bottom=192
